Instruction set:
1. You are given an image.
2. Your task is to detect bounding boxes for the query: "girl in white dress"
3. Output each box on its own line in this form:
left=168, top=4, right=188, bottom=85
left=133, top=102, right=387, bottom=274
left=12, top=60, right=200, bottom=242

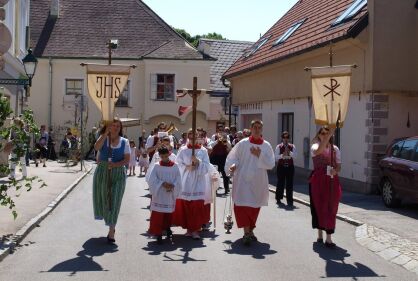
left=128, top=140, right=138, bottom=176
left=138, top=141, right=149, bottom=176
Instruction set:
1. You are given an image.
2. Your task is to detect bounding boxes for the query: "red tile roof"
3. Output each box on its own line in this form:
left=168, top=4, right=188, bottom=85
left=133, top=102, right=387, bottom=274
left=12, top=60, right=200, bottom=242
left=223, top=0, right=368, bottom=79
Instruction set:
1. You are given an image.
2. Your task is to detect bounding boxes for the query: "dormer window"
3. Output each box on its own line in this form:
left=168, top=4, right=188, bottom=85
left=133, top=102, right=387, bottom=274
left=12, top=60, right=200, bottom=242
left=273, top=19, right=306, bottom=46
left=332, top=0, right=367, bottom=27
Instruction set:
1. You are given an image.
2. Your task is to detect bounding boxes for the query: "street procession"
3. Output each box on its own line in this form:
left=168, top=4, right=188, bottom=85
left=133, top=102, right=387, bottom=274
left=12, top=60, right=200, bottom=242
left=1, top=0, right=418, bottom=280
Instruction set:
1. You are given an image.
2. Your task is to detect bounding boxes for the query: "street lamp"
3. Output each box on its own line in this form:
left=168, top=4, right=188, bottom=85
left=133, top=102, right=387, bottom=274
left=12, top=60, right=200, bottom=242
left=0, top=48, right=38, bottom=87
left=22, top=48, right=38, bottom=87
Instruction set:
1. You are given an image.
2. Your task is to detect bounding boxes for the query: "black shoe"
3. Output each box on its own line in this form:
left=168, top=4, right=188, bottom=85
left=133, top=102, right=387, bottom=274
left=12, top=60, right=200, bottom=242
left=242, top=234, right=251, bottom=246
left=43, top=164, right=46, bottom=167
left=35, top=163, right=38, bottom=167
left=107, top=235, right=116, bottom=244
left=166, top=228, right=173, bottom=238
left=325, top=241, right=336, bottom=248
left=157, top=235, right=163, bottom=244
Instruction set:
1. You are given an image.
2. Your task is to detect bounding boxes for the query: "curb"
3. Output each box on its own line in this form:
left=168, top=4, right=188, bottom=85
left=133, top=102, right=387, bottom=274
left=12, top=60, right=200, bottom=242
left=268, top=186, right=364, bottom=226
left=0, top=165, right=93, bottom=262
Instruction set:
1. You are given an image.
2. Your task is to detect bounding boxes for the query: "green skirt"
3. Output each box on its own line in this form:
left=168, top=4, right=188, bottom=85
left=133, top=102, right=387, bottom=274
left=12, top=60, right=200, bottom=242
left=93, top=162, right=127, bottom=226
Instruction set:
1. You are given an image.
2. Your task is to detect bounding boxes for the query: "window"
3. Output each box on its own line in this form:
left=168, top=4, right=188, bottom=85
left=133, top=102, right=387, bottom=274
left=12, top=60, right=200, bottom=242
left=245, top=36, right=270, bottom=57
left=65, top=79, right=83, bottom=95
left=274, top=19, right=305, bottom=46
left=280, top=113, right=294, bottom=143
left=151, top=74, right=175, bottom=101
left=332, top=0, right=367, bottom=27
left=391, top=141, right=404, bottom=158
left=115, top=80, right=130, bottom=107
left=399, top=140, right=417, bottom=161
left=19, top=0, right=29, bottom=55
left=413, top=143, right=418, bottom=162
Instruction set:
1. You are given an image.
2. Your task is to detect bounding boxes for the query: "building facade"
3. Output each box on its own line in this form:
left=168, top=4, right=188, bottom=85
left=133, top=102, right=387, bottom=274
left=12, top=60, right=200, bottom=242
left=223, top=0, right=418, bottom=193
left=28, top=0, right=215, bottom=145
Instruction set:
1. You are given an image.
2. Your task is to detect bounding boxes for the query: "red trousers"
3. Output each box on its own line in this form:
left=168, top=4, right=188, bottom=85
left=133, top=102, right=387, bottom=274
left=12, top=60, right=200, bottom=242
left=234, top=205, right=261, bottom=229
left=172, top=199, right=206, bottom=232
left=149, top=211, right=172, bottom=236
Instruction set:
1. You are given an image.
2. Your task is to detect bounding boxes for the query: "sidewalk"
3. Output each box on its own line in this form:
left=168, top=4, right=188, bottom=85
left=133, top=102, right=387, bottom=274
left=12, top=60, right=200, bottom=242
left=0, top=160, right=92, bottom=258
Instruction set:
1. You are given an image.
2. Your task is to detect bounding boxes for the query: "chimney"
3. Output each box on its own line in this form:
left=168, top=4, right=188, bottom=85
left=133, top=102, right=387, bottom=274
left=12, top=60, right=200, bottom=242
left=50, top=0, right=59, bottom=18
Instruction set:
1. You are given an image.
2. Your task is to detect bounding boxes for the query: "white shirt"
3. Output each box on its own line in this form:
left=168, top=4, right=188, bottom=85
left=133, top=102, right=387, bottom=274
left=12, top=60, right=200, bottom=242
left=146, top=152, right=177, bottom=183
left=274, top=143, right=297, bottom=161
left=311, top=143, right=341, bottom=163
left=225, top=137, right=275, bottom=208
left=176, top=146, right=211, bottom=201
left=148, top=163, right=182, bottom=213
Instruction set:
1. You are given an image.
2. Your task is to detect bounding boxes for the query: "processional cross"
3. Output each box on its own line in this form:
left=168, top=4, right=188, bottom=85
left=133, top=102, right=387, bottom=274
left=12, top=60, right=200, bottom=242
left=176, top=76, right=211, bottom=156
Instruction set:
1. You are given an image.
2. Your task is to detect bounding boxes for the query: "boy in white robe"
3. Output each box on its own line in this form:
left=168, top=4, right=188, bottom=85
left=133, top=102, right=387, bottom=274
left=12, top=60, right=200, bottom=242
left=145, top=136, right=176, bottom=184
left=148, top=146, right=182, bottom=244
left=172, top=129, right=211, bottom=240
left=225, top=120, right=275, bottom=246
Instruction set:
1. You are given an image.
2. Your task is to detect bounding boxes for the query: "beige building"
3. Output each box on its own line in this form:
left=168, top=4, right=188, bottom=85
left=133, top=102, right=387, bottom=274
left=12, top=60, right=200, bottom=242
left=0, top=0, right=30, bottom=115
left=223, top=0, right=418, bottom=193
left=28, top=0, right=217, bottom=147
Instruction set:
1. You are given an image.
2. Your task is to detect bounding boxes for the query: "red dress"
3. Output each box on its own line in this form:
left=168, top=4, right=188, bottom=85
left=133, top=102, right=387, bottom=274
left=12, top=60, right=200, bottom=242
left=309, top=146, right=342, bottom=234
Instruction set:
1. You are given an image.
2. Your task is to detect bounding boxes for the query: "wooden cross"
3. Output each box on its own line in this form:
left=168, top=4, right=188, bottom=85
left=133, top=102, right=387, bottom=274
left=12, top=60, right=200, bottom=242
left=176, top=76, right=211, bottom=156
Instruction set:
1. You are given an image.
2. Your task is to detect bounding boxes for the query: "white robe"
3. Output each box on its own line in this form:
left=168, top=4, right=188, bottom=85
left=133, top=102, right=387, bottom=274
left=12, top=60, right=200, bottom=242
left=176, top=146, right=210, bottom=201
left=145, top=152, right=177, bottom=183
left=225, top=138, right=275, bottom=208
left=148, top=163, right=182, bottom=213
left=204, top=164, right=220, bottom=205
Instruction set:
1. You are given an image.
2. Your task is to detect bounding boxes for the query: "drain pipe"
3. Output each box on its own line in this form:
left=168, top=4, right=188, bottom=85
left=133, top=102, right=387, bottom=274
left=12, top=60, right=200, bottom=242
left=48, top=57, right=53, bottom=128
left=222, top=78, right=232, bottom=127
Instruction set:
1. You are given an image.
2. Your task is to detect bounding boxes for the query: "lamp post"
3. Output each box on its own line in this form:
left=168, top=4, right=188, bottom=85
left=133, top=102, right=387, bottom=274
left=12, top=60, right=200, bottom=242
left=0, top=48, right=38, bottom=87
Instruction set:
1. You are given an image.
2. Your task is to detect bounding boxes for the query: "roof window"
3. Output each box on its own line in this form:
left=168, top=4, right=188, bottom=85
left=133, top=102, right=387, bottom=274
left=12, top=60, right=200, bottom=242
left=273, top=19, right=305, bottom=46
left=245, top=36, right=270, bottom=57
left=332, top=0, right=367, bottom=26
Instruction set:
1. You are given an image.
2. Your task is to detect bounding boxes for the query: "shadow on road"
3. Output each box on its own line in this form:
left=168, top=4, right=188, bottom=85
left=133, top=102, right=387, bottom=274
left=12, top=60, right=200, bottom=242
left=42, top=237, right=118, bottom=276
left=142, top=234, right=208, bottom=263
left=312, top=241, right=383, bottom=278
left=223, top=239, right=277, bottom=259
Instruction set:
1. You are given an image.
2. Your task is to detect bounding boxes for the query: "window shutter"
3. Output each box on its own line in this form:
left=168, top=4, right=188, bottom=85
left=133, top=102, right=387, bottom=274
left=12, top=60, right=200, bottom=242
left=150, top=74, right=157, bottom=100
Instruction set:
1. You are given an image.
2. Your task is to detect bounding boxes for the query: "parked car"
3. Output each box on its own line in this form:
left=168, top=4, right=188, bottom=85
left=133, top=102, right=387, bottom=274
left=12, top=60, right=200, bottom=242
left=379, top=136, right=418, bottom=207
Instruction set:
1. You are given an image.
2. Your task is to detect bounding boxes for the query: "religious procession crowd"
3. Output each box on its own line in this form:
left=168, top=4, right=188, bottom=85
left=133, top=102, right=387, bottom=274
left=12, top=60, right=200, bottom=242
left=92, top=119, right=342, bottom=248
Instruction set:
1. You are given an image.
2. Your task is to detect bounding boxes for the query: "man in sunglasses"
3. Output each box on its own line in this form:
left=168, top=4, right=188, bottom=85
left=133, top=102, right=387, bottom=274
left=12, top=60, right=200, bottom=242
left=274, top=131, right=297, bottom=207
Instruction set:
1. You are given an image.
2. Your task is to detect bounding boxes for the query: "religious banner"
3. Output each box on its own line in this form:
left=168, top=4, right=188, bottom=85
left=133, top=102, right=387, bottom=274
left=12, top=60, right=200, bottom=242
left=85, top=64, right=131, bottom=121
left=310, top=66, right=351, bottom=127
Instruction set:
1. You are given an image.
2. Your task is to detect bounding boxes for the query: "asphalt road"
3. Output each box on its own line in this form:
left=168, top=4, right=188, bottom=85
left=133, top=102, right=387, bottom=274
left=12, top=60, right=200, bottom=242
left=0, top=171, right=416, bottom=281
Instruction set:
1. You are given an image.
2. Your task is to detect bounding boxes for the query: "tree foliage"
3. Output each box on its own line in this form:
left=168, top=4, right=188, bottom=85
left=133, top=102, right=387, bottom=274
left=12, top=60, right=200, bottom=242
left=0, top=91, right=46, bottom=219
left=174, top=28, right=226, bottom=47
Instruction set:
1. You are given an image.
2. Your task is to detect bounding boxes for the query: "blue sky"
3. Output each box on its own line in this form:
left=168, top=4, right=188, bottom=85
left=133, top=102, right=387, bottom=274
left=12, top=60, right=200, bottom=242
left=142, top=0, right=299, bottom=42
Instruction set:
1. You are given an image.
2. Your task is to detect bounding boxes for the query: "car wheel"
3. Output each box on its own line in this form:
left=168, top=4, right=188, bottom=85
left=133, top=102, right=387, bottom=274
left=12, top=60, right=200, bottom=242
left=381, top=179, right=401, bottom=208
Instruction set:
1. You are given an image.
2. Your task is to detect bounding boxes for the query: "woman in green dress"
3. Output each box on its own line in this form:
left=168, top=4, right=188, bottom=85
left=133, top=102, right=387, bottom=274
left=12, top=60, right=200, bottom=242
left=93, top=119, right=130, bottom=243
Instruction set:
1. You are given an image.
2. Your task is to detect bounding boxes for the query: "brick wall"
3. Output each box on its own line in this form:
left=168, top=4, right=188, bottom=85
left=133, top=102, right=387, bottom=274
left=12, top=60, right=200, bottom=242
left=364, top=93, right=389, bottom=192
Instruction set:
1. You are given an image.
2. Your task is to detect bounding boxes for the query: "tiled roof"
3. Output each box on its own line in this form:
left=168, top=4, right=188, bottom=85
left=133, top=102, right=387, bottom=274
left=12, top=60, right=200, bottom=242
left=30, top=0, right=206, bottom=60
left=198, top=39, right=254, bottom=92
left=223, top=0, right=368, bottom=78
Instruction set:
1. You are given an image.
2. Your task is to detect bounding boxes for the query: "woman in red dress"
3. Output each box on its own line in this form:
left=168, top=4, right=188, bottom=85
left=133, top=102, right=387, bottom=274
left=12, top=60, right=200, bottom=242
left=309, top=126, right=341, bottom=248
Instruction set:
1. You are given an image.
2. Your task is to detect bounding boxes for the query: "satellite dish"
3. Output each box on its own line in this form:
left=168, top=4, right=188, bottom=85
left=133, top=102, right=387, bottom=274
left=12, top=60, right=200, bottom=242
left=0, top=23, right=12, bottom=53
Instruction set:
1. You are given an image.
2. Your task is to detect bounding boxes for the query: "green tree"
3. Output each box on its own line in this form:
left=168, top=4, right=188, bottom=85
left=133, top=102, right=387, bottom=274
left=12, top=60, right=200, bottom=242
left=0, top=91, right=46, bottom=219
left=173, top=27, right=227, bottom=47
